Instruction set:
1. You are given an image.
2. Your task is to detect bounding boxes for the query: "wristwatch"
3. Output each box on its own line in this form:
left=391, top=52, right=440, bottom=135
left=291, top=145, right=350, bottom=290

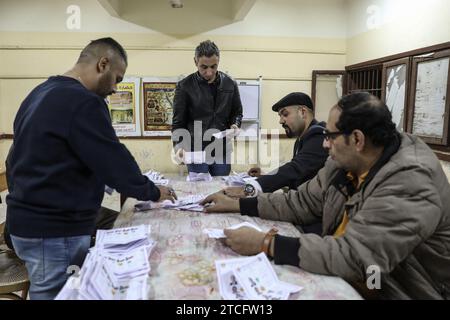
left=243, top=183, right=256, bottom=197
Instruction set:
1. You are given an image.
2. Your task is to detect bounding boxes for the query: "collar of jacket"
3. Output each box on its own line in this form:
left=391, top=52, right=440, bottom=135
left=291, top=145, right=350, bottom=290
left=293, top=119, right=325, bottom=154
left=195, top=71, right=222, bottom=86
left=331, top=131, right=402, bottom=198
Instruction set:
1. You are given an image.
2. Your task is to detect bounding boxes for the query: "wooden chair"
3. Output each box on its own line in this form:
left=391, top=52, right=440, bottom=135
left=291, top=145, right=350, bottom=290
left=0, top=222, right=30, bottom=300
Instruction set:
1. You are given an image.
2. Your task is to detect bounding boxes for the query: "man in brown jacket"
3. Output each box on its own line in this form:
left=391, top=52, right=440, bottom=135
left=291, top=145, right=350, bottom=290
left=201, top=92, right=450, bottom=299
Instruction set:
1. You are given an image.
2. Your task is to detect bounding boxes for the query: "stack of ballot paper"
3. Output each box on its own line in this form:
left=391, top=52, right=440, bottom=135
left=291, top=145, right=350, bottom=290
left=134, top=194, right=207, bottom=212
left=143, top=170, right=169, bottom=186
left=222, top=172, right=257, bottom=186
left=203, top=222, right=262, bottom=239
left=55, top=225, right=156, bottom=300
left=215, top=253, right=303, bottom=300
left=186, top=172, right=213, bottom=182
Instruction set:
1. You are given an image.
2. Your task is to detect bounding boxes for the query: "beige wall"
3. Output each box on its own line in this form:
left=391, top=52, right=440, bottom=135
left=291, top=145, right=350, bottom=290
left=0, top=0, right=346, bottom=173
left=346, top=0, right=450, bottom=65
left=1, top=0, right=448, bottom=175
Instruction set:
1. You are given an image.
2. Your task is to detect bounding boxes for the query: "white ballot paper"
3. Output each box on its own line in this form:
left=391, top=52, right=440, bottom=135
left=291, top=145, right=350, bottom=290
left=215, top=253, right=303, bottom=300
left=212, top=129, right=239, bottom=139
left=222, top=171, right=257, bottom=186
left=183, top=151, right=206, bottom=164
left=186, top=171, right=213, bottom=182
left=203, top=222, right=262, bottom=239
left=143, top=170, right=169, bottom=185
left=56, top=225, right=154, bottom=300
left=134, top=194, right=206, bottom=212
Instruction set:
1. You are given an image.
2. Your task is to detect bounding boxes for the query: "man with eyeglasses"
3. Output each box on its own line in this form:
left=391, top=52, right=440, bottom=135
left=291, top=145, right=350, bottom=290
left=201, top=92, right=450, bottom=299
left=220, top=92, right=328, bottom=198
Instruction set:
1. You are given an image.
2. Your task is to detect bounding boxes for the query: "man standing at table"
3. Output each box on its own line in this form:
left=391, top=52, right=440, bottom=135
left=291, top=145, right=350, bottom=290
left=6, top=37, right=176, bottom=300
left=171, top=40, right=243, bottom=176
left=201, top=93, right=450, bottom=299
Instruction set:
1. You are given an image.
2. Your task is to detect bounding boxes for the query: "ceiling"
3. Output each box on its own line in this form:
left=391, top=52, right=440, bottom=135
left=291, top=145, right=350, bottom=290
left=98, top=0, right=257, bottom=35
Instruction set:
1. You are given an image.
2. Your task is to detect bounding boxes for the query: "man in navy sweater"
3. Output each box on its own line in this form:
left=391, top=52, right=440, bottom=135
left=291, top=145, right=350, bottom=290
left=5, top=38, right=176, bottom=300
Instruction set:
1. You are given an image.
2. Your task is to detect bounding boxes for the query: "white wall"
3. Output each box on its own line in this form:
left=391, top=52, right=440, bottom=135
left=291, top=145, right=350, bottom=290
left=346, top=0, right=450, bottom=64
left=0, top=0, right=347, bottom=38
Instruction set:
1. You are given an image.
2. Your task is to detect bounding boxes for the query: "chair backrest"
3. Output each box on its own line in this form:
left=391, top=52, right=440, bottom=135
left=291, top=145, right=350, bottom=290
left=0, top=170, right=7, bottom=193
left=0, top=221, right=5, bottom=246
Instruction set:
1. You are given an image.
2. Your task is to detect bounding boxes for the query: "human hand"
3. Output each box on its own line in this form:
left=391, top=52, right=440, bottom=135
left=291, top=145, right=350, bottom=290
left=174, top=148, right=185, bottom=165
left=199, top=192, right=240, bottom=213
left=223, top=227, right=265, bottom=256
left=230, top=124, right=240, bottom=135
left=223, top=186, right=246, bottom=199
left=247, top=167, right=261, bottom=177
left=157, top=186, right=177, bottom=203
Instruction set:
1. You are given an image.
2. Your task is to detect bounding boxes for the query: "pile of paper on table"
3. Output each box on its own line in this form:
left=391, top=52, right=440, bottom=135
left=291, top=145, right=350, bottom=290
left=222, top=171, right=257, bottom=186
left=215, top=253, right=303, bottom=300
left=186, top=171, right=213, bottom=182
left=55, top=225, right=156, bottom=300
left=134, top=194, right=207, bottom=212
left=143, top=170, right=169, bottom=185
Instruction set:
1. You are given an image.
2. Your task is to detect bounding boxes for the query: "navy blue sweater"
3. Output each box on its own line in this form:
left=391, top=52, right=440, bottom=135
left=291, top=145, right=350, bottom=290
left=6, top=76, right=160, bottom=238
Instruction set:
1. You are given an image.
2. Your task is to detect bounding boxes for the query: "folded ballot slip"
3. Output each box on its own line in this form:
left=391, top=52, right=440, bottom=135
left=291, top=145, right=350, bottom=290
left=215, top=253, right=303, bottom=300
left=203, top=221, right=262, bottom=239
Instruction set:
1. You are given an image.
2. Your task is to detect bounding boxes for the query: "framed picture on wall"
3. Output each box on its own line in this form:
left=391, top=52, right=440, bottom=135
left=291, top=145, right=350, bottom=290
left=106, top=77, right=142, bottom=137
left=141, top=77, right=179, bottom=137
left=408, top=49, right=450, bottom=145
left=311, top=70, right=345, bottom=122
left=381, top=57, right=410, bottom=132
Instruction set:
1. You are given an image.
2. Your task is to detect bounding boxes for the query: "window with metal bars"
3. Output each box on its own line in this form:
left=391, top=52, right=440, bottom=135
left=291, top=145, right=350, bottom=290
left=346, top=67, right=383, bottom=99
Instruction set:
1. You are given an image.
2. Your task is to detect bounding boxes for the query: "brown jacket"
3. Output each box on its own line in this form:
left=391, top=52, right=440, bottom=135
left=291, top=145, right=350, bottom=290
left=256, top=133, right=450, bottom=299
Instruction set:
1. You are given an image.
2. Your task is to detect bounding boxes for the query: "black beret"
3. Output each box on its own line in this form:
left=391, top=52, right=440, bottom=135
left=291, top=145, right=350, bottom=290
left=271, top=92, right=314, bottom=112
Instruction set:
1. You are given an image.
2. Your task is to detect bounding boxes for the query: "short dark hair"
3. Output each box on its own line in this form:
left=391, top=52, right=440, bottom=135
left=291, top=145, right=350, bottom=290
left=195, top=40, right=220, bottom=59
left=336, top=92, right=397, bottom=147
left=78, top=37, right=128, bottom=65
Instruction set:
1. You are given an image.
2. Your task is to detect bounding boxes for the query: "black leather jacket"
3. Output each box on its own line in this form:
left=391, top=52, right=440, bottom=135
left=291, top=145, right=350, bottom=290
left=171, top=71, right=243, bottom=151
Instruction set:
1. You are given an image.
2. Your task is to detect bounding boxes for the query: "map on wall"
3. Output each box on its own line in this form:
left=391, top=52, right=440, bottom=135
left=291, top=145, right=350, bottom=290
left=412, top=57, right=449, bottom=138
left=385, top=65, right=407, bottom=131
left=142, top=77, right=178, bottom=137
left=106, top=77, right=141, bottom=137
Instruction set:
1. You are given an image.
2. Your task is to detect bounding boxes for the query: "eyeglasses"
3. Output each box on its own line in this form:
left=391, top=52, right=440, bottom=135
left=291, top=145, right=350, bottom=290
left=323, top=129, right=346, bottom=141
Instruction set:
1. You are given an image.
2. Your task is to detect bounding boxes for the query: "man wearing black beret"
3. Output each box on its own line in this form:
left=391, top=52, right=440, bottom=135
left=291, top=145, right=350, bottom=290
left=221, top=92, right=328, bottom=201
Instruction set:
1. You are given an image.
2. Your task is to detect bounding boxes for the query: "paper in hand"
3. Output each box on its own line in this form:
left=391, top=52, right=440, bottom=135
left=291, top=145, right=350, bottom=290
left=203, top=222, right=262, bottom=239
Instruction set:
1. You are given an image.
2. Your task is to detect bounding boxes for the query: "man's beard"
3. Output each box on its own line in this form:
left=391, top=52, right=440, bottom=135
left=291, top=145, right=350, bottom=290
left=97, top=73, right=114, bottom=98
left=283, top=125, right=294, bottom=138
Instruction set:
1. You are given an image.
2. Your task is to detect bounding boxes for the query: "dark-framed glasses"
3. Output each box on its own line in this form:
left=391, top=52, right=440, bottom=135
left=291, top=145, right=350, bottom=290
left=323, top=129, right=346, bottom=141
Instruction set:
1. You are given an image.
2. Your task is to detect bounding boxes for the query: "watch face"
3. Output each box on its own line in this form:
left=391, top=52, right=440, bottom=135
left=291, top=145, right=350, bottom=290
left=244, top=184, right=255, bottom=194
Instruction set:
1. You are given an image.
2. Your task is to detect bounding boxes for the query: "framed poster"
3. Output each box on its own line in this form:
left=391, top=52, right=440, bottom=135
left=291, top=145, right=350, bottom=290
left=311, top=70, right=345, bottom=122
left=142, top=77, right=178, bottom=137
left=106, top=77, right=141, bottom=136
left=382, top=58, right=410, bottom=132
left=408, top=50, right=450, bottom=145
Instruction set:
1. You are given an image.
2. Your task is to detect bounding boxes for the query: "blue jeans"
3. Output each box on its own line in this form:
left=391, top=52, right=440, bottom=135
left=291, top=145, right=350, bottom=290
left=187, top=163, right=231, bottom=176
left=11, top=234, right=91, bottom=300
